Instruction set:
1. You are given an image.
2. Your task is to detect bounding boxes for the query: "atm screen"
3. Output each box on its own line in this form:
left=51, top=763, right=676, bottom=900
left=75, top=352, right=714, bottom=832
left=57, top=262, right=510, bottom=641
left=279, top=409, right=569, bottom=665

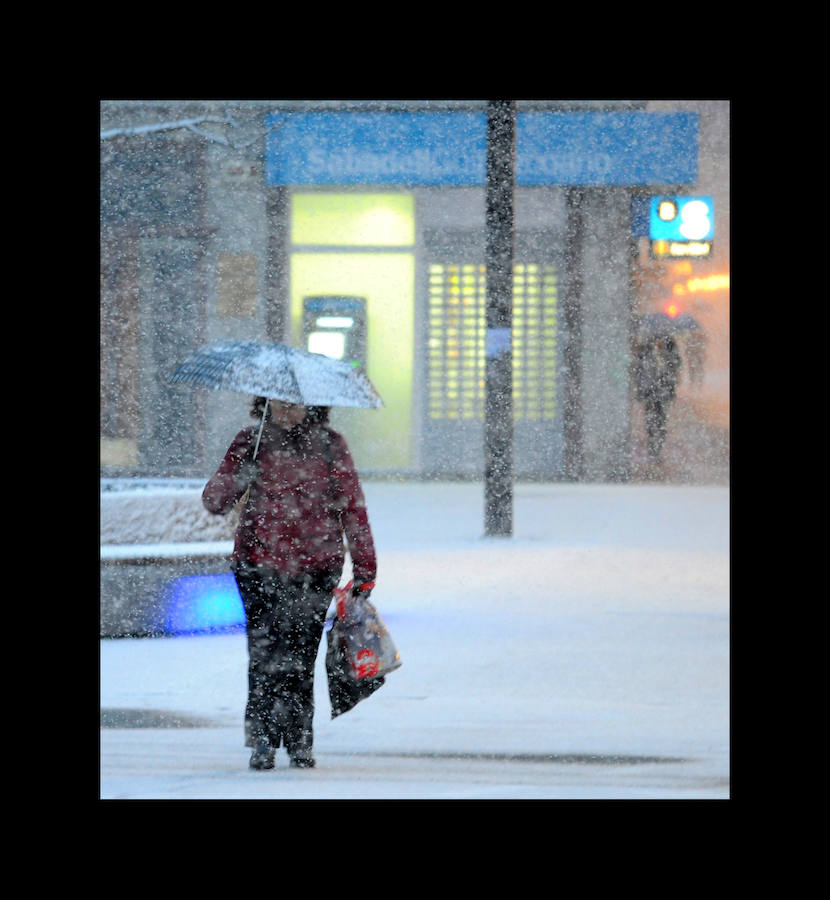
left=302, top=296, right=367, bottom=367
left=307, top=330, right=346, bottom=359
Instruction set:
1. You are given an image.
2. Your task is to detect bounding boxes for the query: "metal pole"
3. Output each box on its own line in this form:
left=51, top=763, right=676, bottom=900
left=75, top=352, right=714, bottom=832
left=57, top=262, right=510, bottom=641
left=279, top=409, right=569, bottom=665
left=484, top=100, right=516, bottom=536
left=562, top=187, right=585, bottom=481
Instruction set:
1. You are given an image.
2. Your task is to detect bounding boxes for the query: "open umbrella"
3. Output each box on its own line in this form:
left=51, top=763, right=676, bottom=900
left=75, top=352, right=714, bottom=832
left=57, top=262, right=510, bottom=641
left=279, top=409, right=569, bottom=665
left=170, top=339, right=383, bottom=457
left=170, top=339, right=383, bottom=408
left=636, top=312, right=701, bottom=340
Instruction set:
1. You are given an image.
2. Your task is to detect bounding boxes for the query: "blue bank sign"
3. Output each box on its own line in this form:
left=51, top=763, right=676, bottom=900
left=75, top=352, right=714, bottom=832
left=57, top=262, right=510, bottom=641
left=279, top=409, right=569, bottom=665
left=265, top=111, right=698, bottom=187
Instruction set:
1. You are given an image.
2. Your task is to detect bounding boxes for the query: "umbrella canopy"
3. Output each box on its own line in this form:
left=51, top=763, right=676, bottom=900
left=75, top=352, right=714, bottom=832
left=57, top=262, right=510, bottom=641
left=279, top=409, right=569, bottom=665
left=636, top=312, right=701, bottom=340
left=170, top=340, right=383, bottom=409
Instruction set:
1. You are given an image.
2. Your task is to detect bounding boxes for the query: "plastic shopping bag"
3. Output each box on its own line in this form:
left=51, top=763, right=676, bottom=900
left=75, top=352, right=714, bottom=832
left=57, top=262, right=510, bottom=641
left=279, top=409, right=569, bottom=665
left=325, top=583, right=401, bottom=718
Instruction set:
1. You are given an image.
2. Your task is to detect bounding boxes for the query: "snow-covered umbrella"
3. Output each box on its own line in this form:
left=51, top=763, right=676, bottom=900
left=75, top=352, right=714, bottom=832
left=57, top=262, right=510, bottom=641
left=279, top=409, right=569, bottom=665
left=170, top=339, right=383, bottom=458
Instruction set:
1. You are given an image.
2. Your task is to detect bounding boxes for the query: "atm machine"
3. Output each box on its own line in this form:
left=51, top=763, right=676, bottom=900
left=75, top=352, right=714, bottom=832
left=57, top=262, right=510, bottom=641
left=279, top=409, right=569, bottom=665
left=302, top=296, right=368, bottom=368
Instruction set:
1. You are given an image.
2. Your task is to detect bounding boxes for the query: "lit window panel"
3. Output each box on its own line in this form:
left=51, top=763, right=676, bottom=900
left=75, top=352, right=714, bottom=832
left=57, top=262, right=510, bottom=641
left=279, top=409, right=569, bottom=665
left=426, top=261, right=557, bottom=421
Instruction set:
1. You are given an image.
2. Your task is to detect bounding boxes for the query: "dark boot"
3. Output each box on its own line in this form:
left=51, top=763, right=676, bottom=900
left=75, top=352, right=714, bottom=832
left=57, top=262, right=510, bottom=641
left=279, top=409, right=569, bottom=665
left=289, top=752, right=316, bottom=769
left=249, top=743, right=276, bottom=770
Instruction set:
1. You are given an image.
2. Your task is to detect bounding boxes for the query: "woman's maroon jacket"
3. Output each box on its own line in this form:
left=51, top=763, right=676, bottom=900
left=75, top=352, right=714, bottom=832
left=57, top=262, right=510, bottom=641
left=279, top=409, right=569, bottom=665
left=202, top=422, right=376, bottom=587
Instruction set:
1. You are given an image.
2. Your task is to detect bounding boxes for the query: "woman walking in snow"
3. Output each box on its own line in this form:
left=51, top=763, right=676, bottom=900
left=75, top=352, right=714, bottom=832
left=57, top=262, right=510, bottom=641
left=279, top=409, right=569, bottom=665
left=202, top=397, right=377, bottom=770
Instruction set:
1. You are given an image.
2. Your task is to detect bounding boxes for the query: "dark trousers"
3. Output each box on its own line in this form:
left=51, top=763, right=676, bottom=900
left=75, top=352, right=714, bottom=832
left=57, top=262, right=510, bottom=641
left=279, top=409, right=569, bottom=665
left=644, top=399, right=669, bottom=461
left=234, top=567, right=338, bottom=756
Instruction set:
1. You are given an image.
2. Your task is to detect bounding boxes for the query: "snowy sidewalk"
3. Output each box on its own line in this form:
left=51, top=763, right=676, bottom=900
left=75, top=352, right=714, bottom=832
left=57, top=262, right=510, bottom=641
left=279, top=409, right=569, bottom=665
left=100, top=481, right=729, bottom=800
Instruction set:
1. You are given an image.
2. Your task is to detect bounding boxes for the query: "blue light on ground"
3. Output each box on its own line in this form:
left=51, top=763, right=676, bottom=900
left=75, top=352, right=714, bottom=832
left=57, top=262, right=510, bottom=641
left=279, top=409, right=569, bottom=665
left=161, top=573, right=245, bottom=635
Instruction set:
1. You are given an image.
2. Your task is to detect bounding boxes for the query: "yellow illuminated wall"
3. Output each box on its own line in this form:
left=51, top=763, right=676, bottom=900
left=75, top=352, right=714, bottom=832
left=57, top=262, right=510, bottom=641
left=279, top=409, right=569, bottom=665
left=292, top=193, right=415, bottom=246
left=289, top=193, right=415, bottom=470
left=427, top=263, right=558, bottom=421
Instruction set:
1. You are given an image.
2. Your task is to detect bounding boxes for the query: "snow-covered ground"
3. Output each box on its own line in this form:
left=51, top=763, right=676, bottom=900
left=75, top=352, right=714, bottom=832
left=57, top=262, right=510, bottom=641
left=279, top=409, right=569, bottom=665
left=100, top=480, right=729, bottom=800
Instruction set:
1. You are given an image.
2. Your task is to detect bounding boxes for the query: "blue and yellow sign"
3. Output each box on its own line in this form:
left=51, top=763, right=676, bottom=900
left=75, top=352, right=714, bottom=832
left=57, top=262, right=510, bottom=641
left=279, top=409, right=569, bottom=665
left=649, top=196, right=714, bottom=258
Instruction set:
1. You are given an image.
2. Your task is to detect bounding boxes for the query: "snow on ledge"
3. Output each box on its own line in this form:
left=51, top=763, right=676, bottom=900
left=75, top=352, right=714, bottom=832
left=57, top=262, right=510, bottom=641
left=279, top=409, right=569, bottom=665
left=100, top=541, right=234, bottom=562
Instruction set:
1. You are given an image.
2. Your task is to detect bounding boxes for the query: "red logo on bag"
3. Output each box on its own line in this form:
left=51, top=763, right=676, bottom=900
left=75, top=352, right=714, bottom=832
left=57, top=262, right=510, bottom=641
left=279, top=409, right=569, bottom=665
left=355, top=649, right=379, bottom=679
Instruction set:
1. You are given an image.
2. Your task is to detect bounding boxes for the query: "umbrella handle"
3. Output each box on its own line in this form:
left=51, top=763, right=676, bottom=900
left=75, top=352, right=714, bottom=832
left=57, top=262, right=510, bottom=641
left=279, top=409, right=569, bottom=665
left=252, top=398, right=268, bottom=461
left=238, top=399, right=268, bottom=509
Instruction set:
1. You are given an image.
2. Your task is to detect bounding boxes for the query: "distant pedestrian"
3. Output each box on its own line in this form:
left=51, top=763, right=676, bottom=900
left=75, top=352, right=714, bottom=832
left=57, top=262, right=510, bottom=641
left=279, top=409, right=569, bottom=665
left=634, top=336, right=682, bottom=463
left=202, top=397, right=377, bottom=770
